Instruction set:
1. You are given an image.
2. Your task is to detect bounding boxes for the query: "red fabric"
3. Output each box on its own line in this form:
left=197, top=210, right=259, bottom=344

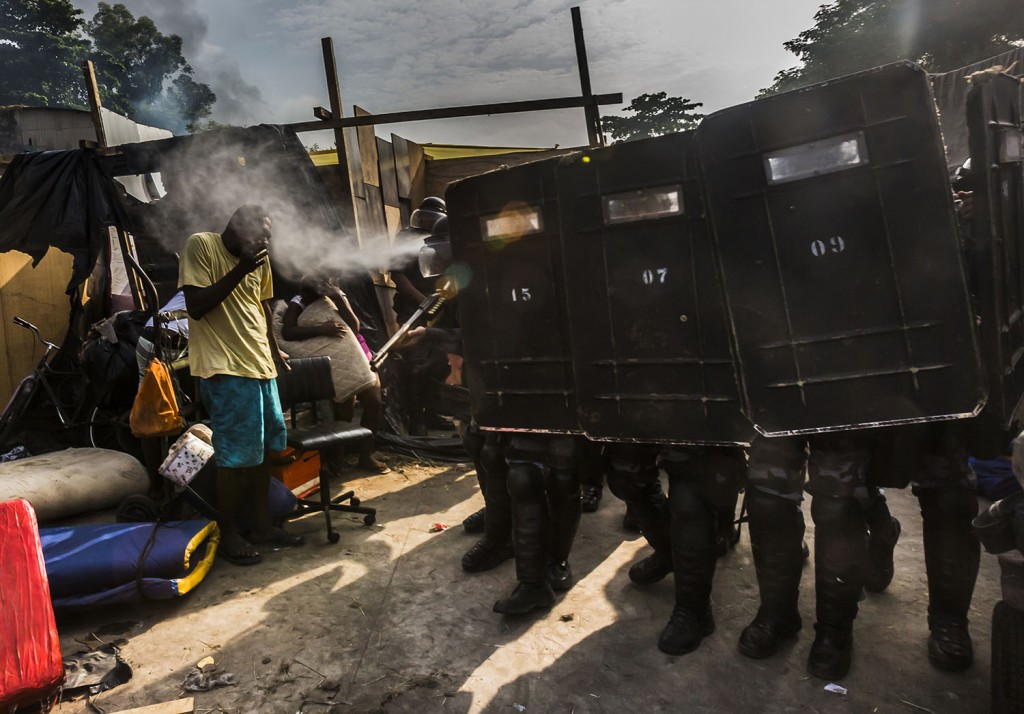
left=0, top=499, right=63, bottom=710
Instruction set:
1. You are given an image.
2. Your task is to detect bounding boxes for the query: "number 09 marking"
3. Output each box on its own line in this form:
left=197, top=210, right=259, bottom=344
left=811, top=236, right=846, bottom=257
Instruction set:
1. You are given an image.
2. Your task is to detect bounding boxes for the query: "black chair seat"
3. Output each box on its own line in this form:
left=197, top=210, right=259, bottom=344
left=287, top=424, right=372, bottom=452
left=275, top=356, right=378, bottom=541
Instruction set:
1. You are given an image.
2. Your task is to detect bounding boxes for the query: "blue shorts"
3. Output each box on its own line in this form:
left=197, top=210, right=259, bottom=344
left=200, top=375, right=287, bottom=468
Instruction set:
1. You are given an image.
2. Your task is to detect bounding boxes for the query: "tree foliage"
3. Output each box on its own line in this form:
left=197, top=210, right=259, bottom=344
left=0, top=0, right=216, bottom=133
left=601, top=93, right=705, bottom=143
left=0, top=0, right=90, bottom=107
left=764, top=0, right=1024, bottom=95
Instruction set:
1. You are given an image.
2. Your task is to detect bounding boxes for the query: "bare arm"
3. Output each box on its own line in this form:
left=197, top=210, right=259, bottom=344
left=329, top=288, right=360, bottom=333
left=183, top=242, right=267, bottom=320
left=264, top=300, right=290, bottom=370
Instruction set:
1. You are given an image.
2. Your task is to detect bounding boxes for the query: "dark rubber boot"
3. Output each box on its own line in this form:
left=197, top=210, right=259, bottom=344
left=547, top=560, right=573, bottom=592
left=507, top=461, right=549, bottom=586
left=658, top=604, right=715, bottom=656
left=864, top=490, right=901, bottom=593
left=629, top=551, right=673, bottom=586
left=607, top=445, right=671, bottom=576
left=462, top=539, right=513, bottom=572
left=918, top=486, right=980, bottom=671
left=739, top=489, right=805, bottom=659
left=807, top=623, right=854, bottom=680
left=493, top=581, right=555, bottom=615
left=462, top=507, right=486, bottom=534
left=480, top=436, right=513, bottom=552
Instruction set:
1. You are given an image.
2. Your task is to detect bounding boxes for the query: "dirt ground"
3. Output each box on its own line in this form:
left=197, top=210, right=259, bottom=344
left=50, top=454, right=1001, bottom=714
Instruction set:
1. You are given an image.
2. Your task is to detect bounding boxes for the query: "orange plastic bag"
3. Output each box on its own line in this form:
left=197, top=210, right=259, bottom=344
left=130, top=358, right=184, bottom=437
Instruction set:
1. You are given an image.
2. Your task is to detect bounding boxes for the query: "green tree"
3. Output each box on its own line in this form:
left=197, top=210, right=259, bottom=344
left=0, top=1, right=215, bottom=133
left=86, top=2, right=215, bottom=133
left=601, top=93, right=705, bottom=143
left=764, top=0, right=1024, bottom=95
left=0, top=0, right=89, bottom=107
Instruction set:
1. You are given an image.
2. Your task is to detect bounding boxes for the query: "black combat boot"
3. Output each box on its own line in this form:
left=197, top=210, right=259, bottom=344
left=462, top=507, right=486, bottom=534
left=918, top=486, right=979, bottom=671
left=738, top=489, right=805, bottom=659
left=607, top=448, right=673, bottom=585
left=807, top=495, right=867, bottom=680
left=547, top=560, right=573, bottom=592
left=462, top=538, right=513, bottom=572
left=863, top=490, right=901, bottom=593
left=493, top=581, right=556, bottom=615
left=657, top=475, right=720, bottom=655
left=545, top=440, right=582, bottom=594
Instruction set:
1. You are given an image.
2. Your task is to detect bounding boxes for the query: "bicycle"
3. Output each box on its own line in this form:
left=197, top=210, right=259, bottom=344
left=0, top=316, right=137, bottom=454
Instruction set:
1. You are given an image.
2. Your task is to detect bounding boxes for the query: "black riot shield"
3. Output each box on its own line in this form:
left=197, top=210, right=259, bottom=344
left=557, top=133, right=753, bottom=445
left=698, top=62, right=985, bottom=435
left=967, top=74, right=1024, bottom=426
left=446, top=157, right=580, bottom=433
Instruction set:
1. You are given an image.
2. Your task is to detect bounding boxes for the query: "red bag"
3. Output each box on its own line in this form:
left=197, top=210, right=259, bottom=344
left=0, top=499, right=64, bottom=710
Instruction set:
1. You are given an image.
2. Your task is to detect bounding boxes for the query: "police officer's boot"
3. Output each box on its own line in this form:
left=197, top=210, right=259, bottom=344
left=545, top=438, right=582, bottom=592
left=463, top=437, right=513, bottom=573
left=494, top=456, right=554, bottom=614
left=807, top=496, right=867, bottom=680
left=739, top=488, right=805, bottom=659
left=607, top=446, right=672, bottom=585
left=863, top=488, right=901, bottom=592
left=918, top=486, right=980, bottom=671
left=658, top=475, right=717, bottom=655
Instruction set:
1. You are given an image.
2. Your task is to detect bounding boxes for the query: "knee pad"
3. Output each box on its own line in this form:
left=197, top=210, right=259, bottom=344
left=547, top=467, right=580, bottom=500
left=810, top=496, right=865, bottom=532
left=462, top=427, right=485, bottom=462
left=480, top=439, right=508, bottom=478
left=507, top=461, right=546, bottom=501
left=607, top=466, right=662, bottom=504
left=668, top=475, right=713, bottom=525
left=746, top=488, right=804, bottom=531
left=918, top=486, right=978, bottom=526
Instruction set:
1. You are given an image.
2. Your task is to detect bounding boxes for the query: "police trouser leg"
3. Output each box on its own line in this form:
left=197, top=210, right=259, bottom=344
left=917, top=485, right=979, bottom=626
left=545, top=437, right=581, bottom=567
left=667, top=474, right=717, bottom=612
left=811, top=496, right=866, bottom=629
left=481, top=435, right=513, bottom=548
left=506, top=458, right=549, bottom=585
left=605, top=444, right=670, bottom=555
left=740, top=437, right=806, bottom=659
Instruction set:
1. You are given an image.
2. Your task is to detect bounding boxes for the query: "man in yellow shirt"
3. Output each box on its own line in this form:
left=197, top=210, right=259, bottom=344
left=179, top=204, right=300, bottom=565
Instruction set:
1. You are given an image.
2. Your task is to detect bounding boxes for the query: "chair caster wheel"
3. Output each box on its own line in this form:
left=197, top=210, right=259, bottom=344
left=328, top=531, right=341, bottom=544
left=363, top=515, right=376, bottom=527
left=350, top=497, right=360, bottom=507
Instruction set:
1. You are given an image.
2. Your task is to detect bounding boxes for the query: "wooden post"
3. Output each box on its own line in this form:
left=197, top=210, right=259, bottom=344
left=321, top=37, right=361, bottom=244
left=81, top=60, right=107, bottom=148
left=571, top=7, right=603, bottom=148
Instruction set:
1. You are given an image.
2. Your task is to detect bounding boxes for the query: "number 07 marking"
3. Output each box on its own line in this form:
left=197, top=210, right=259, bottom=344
left=642, top=268, right=668, bottom=285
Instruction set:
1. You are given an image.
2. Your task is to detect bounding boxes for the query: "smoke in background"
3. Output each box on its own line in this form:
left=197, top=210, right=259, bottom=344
left=133, top=126, right=422, bottom=282
left=77, top=0, right=267, bottom=130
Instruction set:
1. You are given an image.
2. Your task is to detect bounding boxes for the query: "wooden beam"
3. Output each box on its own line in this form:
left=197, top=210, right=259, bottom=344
left=571, top=7, right=603, bottom=148
left=313, top=106, right=332, bottom=121
left=320, top=37, right=360, bottom=242
left=81, top=60, right=107, bottom=148
left=287, top=93, right=623, bottom=133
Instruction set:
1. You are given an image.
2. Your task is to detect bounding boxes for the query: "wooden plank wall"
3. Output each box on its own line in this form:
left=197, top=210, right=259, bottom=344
left=0, top=249, right=74, bottom=405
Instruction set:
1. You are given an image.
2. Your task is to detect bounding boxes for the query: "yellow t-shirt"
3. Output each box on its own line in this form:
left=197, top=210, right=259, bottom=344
left=178, top=232, right=277, bottom=379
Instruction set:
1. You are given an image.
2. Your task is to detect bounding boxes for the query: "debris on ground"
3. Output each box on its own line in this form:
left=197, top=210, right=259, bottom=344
left=824, top=683, right=848, bottom=696
left=429, top=522, right=449, bottom=532
left=182, top=666, right=237, bottom=692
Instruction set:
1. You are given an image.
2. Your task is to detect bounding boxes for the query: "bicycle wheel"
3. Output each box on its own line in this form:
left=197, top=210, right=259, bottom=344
left=0, top=377, right=38, bottom=449
left=88, top=405, right=143, bottom=459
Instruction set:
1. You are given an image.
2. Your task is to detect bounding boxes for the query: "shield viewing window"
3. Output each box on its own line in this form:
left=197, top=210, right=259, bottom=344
left=764, top=131, right=869, bottom=185
left=999, top=127, right=1024, bottom=164
left=481, top=208, right=543, bottom=242
left=602, top=185, right=684, bottom=224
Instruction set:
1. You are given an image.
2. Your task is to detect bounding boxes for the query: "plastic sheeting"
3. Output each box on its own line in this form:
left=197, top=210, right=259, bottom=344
left=41, top=519, right=219, bottom=608
left=0, top=499, right=64, bottom=710
left=0, top=149, right=130, bottom=292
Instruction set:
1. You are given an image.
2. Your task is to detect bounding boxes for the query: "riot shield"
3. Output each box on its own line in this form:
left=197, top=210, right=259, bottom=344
left=446, top=156, right=580, bottom=433
left=557, top=133, right=753, bottom=445
left=698, top=62, right=985, bottom=435
left=967, top=74, right=1024, bottom=426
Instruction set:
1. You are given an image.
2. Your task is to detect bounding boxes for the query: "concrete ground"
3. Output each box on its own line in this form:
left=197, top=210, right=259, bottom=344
left=52, top=455, right=1000, bottom=714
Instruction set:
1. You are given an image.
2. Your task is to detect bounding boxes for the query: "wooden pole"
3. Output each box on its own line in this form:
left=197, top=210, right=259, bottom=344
left=81, top=60, right=107, bottom=148
left=321, top=37, right=360, bottom=243
left=288, top=93, right=622, bottom=134
left=571, top=7, right=603, bottom=148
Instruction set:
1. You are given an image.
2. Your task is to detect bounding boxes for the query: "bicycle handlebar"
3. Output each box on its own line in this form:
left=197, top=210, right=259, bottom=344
left=12, top=316, right=59, bottom=353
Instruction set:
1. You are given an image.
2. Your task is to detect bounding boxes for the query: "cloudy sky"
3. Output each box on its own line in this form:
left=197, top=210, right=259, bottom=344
left=77, top=0, right=827, bottom=147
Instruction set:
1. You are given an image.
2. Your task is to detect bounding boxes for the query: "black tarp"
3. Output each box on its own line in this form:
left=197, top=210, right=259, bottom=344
left=0, top=150, right=129, bottom=292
